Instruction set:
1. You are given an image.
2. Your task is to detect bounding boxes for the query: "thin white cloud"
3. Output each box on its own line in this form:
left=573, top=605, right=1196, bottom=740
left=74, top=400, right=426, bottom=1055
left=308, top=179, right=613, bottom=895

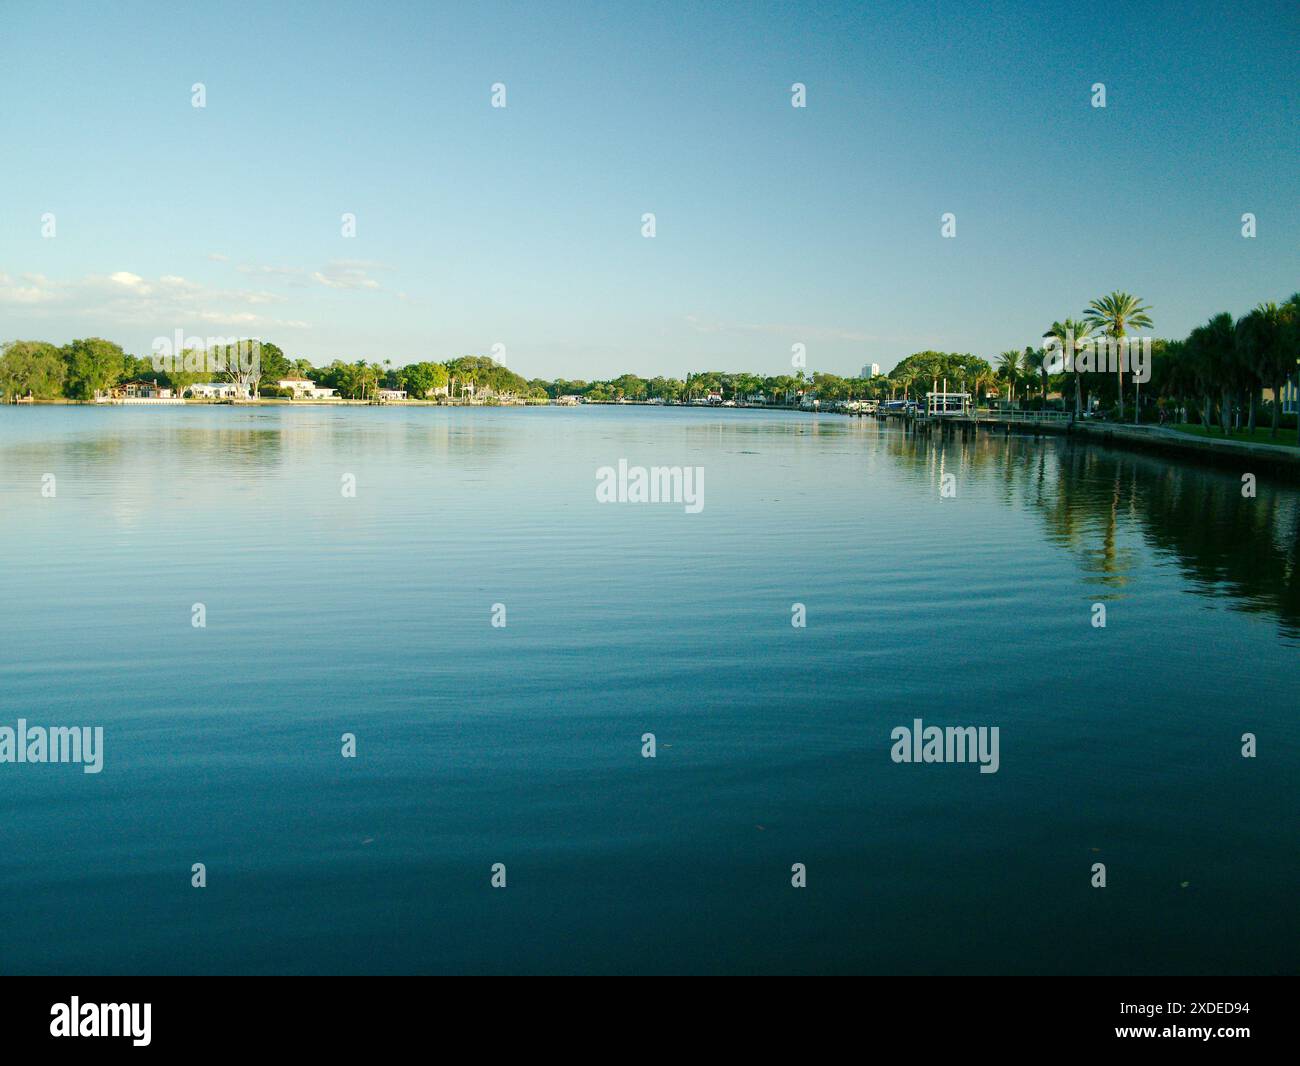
left=310, top=260, right=385, bottom=291
left=195, top=310, right=261, bottom=324
left=3, top=284, right=57, bottom=305
left=108, top=271, right=149, bottom=292
left=0, top=268, right=303, bottom=330
left=0, top=272, right=62, bottom=305
left=236, top=263, right=303, bottom=278
left=222, top=258, right=392, bottom=293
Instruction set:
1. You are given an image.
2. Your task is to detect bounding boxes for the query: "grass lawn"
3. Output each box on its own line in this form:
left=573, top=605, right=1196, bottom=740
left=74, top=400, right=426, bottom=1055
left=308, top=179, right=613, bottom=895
left=1169, top=423, right=1298, bottom=446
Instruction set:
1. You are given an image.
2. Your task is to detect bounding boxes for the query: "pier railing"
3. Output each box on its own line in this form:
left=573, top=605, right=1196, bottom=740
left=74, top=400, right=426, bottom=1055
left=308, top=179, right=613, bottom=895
left=973, top=408, right=1070, bottom=424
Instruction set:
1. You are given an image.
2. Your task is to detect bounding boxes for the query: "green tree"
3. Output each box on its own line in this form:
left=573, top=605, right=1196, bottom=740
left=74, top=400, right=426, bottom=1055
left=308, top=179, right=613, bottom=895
left=611, top=373, right=647, bottom=400
left=0, top=340, right=66, bottom=401
left=402, top=361, right=449, bottom=399
left=966, top=363, right=995, bottom=406
left=62, top=337, right=127, bottom=400
left=1284, top=294, right=1300, bottom=444
left=255, top=342, right=291, bottom=395
left=1236, top=302, right=1290, bottom=440
left=342, top=361, right=380, bottom=400
left=1022, top=346, right=1051, bottom=407
left=813, top=372, right=848, bottom=401
left=1187, top=313, right=1238, bottom=434
left=164, top=351, right=206, bottom=398
left=1084, top=292, right=1154, bottom=420
left=996, top=350, right=1024, bottom=405
left=1046, top=318, right=1095, bottom=416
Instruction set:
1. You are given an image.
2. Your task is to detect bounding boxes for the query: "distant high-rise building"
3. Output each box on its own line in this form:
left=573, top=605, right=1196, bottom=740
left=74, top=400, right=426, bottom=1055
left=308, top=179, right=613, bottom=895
left=861, top=363, right=881, bottom=378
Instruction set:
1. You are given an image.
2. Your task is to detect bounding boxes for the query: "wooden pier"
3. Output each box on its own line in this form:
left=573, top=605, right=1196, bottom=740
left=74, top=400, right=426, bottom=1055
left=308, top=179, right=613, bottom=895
left=866, top=407, right=1072, bottom=439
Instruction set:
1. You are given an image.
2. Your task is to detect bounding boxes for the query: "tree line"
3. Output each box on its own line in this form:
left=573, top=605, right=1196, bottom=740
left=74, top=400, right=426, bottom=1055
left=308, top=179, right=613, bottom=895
left=0, top=341, right=539, bottom=402
left=3, top=290, right=1296, bottom=441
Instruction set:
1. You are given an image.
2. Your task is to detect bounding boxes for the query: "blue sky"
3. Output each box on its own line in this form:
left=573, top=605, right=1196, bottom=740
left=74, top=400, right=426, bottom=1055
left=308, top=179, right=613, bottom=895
left=1, top=0, right=1295, bottom=378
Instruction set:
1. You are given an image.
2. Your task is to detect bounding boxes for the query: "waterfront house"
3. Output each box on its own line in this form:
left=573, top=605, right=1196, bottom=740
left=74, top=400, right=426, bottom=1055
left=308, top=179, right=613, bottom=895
left=94, top=379, right=183, bottom=404
left=1265, top=377, right=1298, bottom=415
left=112, top=380, right=173, bottom=399
left=377, top=388, right=407, bottom=401
left=277, top=378, right=338, bottom=400
left=189, top=382, right=249, bottom=400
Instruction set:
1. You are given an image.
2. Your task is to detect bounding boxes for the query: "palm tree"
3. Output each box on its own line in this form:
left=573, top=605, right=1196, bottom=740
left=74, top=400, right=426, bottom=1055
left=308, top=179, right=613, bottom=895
left=1236, top=302, right=1292, bottom=440
left=1159, top=338, right=1193, bottom=424
left=1188, top=312, right=1238, bottom=434
left=997, top=350, right=1024, bottom=405
left=1235, top=307, right=1267, bottom=434
left=1285, top=294, right=1300, bottom=444
left=1084, top=292, right=1153, bottom=421
left=893, top=370, right=915, bottom=401
left=969, top=365, right=995, bottom=408
left=1024, top=346, right=1052, bottom=407
left=1185, top=321, right=1218, bottom=429
left=1046, top=318, right=1096, bottom=417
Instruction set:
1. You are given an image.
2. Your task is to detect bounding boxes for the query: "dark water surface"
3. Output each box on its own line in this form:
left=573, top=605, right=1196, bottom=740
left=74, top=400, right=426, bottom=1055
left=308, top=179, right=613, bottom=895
left=1, top=405, right=1296, bottom=974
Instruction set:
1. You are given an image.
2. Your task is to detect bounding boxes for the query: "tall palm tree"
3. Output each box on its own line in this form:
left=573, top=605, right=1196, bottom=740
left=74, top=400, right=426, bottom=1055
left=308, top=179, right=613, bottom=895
left=997, top=349, right=1024, bottom=405
left=1046, top=318, right=1096, bottom=417
left=1236, top=302, right=1292, bottom=439
left=1160, top=338, right=1192, bottom=423
left=1025, top=346, right=1052, bottom=407
left=1188, top=312, right=1237, bottom=434
left=1185, top=320, right=1218, bottom=429
left=1235, top=307, right=1267, bottom=434
left=1285, top=294, right=1300, bottom=444
left=1084, top=292, right=1153, bottom=421
left=969, top=365, right=996, bottom=407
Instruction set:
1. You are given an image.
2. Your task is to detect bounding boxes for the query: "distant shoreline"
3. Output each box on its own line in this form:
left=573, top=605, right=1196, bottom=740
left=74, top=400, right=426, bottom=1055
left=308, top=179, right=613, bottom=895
left=5, top=397, right=813, bottom=410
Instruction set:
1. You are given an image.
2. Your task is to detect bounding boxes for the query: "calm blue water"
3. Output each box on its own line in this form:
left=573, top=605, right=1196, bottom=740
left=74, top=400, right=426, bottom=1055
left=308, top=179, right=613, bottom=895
left=0, top=405, right=1296, bottom=974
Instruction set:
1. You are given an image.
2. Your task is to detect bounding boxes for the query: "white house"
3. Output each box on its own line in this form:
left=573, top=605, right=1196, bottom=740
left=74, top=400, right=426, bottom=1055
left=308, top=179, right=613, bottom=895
left=189, top=382, right=249, bottom=399
left=377, top=388, right=407, bottom=401
left=94, top=380, right=183, bottom=405
left=112, top=380, right=173, bottom=399
left=277, top=378, right=337, bottom=400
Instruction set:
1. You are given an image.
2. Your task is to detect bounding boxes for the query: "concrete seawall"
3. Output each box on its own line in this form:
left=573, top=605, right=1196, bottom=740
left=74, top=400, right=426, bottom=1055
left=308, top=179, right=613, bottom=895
left=900, top=413, right=1300, bottom=481
left=1067, top=422, right=1300, bottom=479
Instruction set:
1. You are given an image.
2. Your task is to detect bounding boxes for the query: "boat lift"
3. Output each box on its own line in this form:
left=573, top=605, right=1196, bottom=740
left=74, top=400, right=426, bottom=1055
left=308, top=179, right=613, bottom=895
left=925, top=380, right=972, bottom=418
